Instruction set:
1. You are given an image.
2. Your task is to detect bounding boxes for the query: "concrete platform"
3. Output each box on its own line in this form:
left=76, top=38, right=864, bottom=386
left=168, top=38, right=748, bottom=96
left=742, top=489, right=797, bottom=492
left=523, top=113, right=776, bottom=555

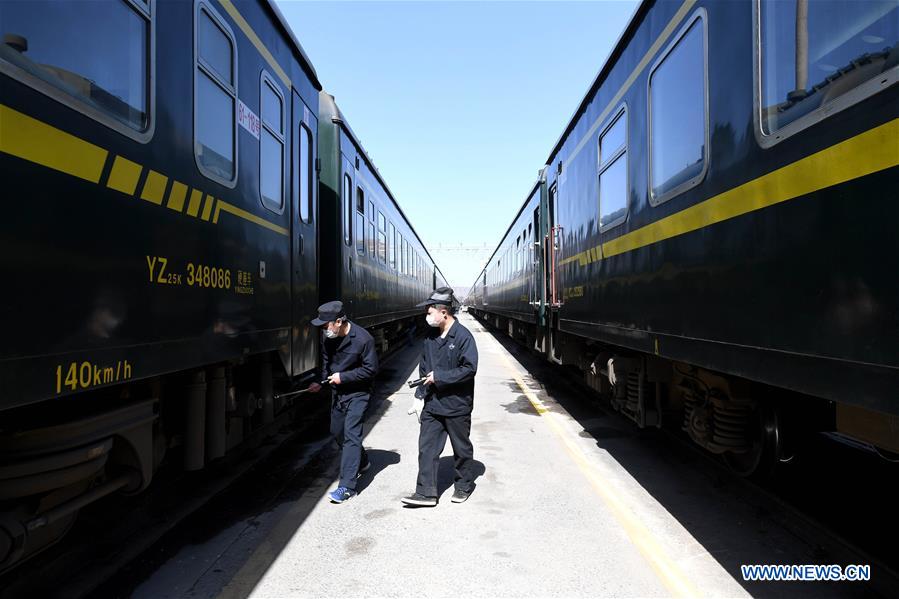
left=132, top=314, right=865, bottom=598
left=210, top=314, right=745, bottom=598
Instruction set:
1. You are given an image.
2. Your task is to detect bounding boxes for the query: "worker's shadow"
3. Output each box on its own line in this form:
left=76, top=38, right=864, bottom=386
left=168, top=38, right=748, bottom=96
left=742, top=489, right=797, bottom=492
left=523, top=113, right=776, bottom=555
left=355, top=449, right=401, bottom=494
left=437, top=457, right=486, bottom=496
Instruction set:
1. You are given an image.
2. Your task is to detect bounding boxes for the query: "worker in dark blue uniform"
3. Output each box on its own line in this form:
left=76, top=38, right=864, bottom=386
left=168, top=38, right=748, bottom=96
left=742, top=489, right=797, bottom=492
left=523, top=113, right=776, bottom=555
left=308, top=301, right=378, bottom=503
left=402, top=288, right=478, bottom=507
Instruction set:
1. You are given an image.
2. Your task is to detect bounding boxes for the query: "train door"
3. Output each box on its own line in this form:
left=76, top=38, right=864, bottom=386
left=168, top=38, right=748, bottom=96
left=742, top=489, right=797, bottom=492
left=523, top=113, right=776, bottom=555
left=341, top=155, right=356, bottom=313
left=546, top=183, right=562, bottom=308
left=290, top=92, right=318, bottom=377
left=530, top=206, right=540, bottom=307
left=545, top=182, right=563, bottom=362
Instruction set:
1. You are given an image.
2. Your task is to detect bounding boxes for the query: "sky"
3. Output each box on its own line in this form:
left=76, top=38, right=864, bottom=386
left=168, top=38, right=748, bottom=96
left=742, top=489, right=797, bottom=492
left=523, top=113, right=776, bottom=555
left=277, top=0, right=640, bottom=293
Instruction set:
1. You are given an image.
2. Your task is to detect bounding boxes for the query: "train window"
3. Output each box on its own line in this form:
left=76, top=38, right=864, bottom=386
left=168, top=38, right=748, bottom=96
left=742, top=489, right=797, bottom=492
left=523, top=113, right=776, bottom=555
left=599, top=107, right=628, bottom=229
left=368, top=200, right=375, bottom=222
left=378, top=212, right=387, bottom=263
left=299, top=123, right=313, bottom=223
left=0, top=0, right=151, bottom=139
left=389, top=223, right=397, bottom=270
left=648, top=12, right=708, bottom=205
left=199, top=5, right=232, bottom=83
left=342, top=173, right=352, bottom=246
left=600, top=113, right=626, bottom=162
left=515, top=236, right=520, bottom=273
left=260, top=75, right=284, bottom=212
left=407, top=239, right=413, bottom=276
left=757, top=0, right=898, bottom=144
left=355, top=187, right=365, bottom=255
left=522, top=230, right=527, bottom=270
left=195, top=3, right=237, bottom=186
left=404, top=238, right=409, bottom=276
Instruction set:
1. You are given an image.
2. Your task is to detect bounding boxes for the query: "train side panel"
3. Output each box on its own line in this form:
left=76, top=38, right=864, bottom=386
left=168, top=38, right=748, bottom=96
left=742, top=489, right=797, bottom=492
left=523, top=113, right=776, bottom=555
left=0, top=0, right=323, bottom=409
left=545, top=0, right=899, bottom=413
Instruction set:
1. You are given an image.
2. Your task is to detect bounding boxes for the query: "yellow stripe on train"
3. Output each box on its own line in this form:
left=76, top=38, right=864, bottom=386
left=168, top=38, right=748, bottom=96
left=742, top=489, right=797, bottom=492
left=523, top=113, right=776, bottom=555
left=0, top=103, right=289, bottom=237
left=0, top=104, right=107, bottom=183
left=558, top=118, right=899, bottom=268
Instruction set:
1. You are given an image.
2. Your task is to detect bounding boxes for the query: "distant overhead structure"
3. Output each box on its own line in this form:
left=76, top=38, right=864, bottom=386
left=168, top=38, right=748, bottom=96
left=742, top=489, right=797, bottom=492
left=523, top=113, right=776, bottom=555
left=431, top=242, right=494, bottom=254
left=427, top=243, right=494, bottom=303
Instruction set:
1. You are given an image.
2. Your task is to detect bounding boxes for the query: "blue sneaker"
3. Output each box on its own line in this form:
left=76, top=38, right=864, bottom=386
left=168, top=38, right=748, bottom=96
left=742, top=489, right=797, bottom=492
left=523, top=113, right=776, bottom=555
left=328, top=486, right=356, bottom=503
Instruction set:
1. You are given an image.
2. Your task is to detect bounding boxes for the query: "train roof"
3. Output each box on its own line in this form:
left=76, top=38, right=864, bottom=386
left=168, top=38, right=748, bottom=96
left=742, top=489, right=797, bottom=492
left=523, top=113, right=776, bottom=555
left=320, top=93, right=445, bottom=275
left=264, top=0, right=322, bottom=91
left=545, top=0, right=645, bottom=165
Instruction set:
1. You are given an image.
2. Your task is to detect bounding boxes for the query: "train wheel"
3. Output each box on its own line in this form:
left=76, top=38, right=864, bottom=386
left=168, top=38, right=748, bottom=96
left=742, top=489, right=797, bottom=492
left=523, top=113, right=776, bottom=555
left=0, top=497, right=81, bottom=574
left=722, top=403, right=787, bottom=478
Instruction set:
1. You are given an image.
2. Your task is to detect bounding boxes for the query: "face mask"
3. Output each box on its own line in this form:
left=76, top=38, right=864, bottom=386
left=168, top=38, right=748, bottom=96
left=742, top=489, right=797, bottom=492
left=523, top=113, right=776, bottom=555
left=426, top=314, right=441, bottom=328
left=324, top=327, right=338, bottom=339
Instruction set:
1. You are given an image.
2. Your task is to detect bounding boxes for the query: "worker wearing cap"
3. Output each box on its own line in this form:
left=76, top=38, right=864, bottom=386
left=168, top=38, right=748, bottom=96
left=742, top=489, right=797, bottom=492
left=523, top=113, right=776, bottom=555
left=402, top=287, right=478, bottom=507
left=308, top=301, right=378, bottom=503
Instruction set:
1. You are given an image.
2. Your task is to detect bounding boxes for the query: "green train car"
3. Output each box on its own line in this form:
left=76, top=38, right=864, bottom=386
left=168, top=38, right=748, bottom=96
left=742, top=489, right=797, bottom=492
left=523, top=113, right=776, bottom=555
left=468, top=0, right=898, bottom=475
left=0, top=0, right=443, bottom=570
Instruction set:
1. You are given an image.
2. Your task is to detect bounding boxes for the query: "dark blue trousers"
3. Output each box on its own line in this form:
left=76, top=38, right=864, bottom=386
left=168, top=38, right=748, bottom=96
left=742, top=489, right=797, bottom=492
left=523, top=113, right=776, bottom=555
left=330, top=394, right=369, bottom=490
left=416, top=410, right=474, bottom=497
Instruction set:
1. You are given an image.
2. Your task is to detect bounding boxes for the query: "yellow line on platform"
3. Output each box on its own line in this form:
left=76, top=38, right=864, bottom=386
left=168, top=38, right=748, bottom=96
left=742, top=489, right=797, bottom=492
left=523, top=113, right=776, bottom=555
left=494, top=345, right=701, bottom=598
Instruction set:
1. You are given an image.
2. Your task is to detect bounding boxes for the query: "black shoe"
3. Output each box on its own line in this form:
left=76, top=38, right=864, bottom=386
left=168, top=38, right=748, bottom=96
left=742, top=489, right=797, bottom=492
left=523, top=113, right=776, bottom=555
left=401, top=492, right=437, bottom=507
left=356, top=460, right=371, bottom=479
left=451, top=489, right=471, bottom=503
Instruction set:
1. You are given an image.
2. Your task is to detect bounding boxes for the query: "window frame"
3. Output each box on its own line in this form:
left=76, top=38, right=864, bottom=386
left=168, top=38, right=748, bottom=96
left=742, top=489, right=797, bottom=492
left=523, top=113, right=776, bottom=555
left=401, top=237, right=408, bottom=276
left=298, top=121, right=313, bottom=223
left=752, top=0, right=899, bottom=148
left=404, top=241, right=409, bottom=277
left=389, top=222, right=397, bottom=270
left=342, top=173, right=352, bottom=246
left=259, top=71, right=285, bottom=213
left=521, top=229, right=527, bottom=272
left=646, top=8, right=709, bottom=207
left=597, top=104, right=629, bottom=231
left=377, top=211, right=387, bottom=264
left=194, top=0, right=238, bottom=188
left=355, top=186, right=365, bottom=256
left=0, top=0, right=156, bottom=143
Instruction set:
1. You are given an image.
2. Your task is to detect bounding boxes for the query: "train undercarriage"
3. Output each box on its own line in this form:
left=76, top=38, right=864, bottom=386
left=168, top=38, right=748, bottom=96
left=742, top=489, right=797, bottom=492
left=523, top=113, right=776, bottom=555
left=0, top=319, right=415, bottom=574
left=472, top=310, right=899, bottom=478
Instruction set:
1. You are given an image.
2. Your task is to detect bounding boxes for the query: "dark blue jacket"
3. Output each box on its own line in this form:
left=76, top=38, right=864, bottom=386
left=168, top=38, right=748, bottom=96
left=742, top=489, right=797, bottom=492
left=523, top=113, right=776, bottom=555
left=320, top=321, right=378, bottom=399
left=418, top=320, right=478, bottom=416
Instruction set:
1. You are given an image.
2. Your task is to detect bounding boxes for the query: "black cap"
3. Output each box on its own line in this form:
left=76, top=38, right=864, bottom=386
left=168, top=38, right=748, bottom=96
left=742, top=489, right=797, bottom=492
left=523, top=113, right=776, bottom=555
left=416, top=287, right=455, bottom=307
left=311, top=300, right=345, bottom=326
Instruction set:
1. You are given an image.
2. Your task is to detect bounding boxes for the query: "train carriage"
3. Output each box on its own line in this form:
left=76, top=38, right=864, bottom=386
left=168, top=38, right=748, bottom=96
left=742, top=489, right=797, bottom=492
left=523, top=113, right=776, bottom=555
left=0, top=0, right=442, bottom=571
left=317, top=92, right=446, bottom=343
left=469, top=0, right=899, bottom=474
